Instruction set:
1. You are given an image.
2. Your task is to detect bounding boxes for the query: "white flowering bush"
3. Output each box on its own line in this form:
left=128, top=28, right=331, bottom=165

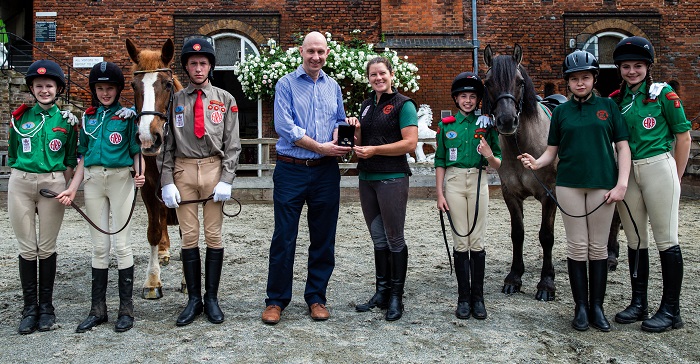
left=233, top=32, right=421, bottom=115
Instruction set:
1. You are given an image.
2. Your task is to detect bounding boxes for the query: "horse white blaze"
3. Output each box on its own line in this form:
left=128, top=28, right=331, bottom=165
left=138, top=72, right=158, bottom=147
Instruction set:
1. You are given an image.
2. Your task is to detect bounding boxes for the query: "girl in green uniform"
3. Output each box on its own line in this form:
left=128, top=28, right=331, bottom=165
left=610, top=36, right=692, bottom=333
left=59, top=62, right=145, bottom=333
left=8, top=60, right=78, bottom=334
left=435, top=72, right=501, bottom=320
left=519, top=51, right=631, bottom=332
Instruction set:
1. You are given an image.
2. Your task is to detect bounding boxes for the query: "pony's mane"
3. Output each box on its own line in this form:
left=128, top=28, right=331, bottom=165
left=488, top=55, right=539, bottom=120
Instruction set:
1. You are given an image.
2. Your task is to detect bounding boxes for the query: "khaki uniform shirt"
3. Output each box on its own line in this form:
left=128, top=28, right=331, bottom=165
left=160, top=82, right=241, bottom=185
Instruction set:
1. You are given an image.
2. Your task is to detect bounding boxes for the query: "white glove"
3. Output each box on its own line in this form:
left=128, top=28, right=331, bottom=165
left=61, top=110, right=79, bottom=126
left=115, top=107, right=137, bottom=119
left=213, top=181, right=232, bottom=202
left=161, top=183, right=181, bottom=208
left=648, top=82, right=667, bottom=100
left=476, top=115, right=493, bottom=128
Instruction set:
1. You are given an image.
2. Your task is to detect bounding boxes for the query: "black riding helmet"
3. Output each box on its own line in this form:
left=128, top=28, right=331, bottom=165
left=25, top=60, right=66, bottom=93
left=562, top=50, right=599, bottom=80
left=89, top=61, right=125, bottom=106
left=181, top=38, right=216, bottom=84
left=451, top=72, right=484, bottom=111
left=613, top=36, right=655, bottom=65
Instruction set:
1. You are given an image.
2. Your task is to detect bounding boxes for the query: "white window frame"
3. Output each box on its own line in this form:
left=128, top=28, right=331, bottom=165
left=583, top=31, right=627, bottom=69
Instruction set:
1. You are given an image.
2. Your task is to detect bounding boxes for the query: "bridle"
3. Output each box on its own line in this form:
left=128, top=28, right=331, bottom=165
left=483, top=67, right=525, bottom=133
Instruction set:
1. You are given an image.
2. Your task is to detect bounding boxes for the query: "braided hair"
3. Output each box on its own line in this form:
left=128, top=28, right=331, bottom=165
left=611, top=63, right=653, bottom=105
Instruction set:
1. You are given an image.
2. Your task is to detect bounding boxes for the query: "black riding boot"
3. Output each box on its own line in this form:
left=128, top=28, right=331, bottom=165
left=642, top=245, right=684, bottom=332
left=38, top=253, right=57, bottom=331
left=453, top=251, right=471, bottom=319
left=568, top=258, right=589, bottom=331
left=615, top=248, right=649, bottom=324
left=356, top=249, right=391, bottom=312
left=76, top=267, right=109, bottom=333
left=386, top=246, right=408, bottom=321
left=203, top=248, right=225, bottom=324
left=115, top=266, right=135, bottom=332
left=176, top=248, right=203, bottom=326
left=18, top=256, right=38, bottom=335
left=589, top=259, right=610, bottom=332
left=470, top=250, right=487, bottom=319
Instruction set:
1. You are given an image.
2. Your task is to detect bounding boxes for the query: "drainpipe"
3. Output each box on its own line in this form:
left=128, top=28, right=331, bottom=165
left=472, top=0, right=479, bottom=72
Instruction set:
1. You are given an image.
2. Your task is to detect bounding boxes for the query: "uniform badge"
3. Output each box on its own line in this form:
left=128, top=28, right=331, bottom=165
left=361, top=105, right=371, bottom=118
left=642, top=117, right=656, bottom=130
left=383, top=105, right=394, bottom=114
left=208, top=105, right=213, bottom=110
left=597, top=110, right=609, bottom=121
left=449, top=148, right=458, bottom=161
left=22, top=138, right=31, bottom=153
left=37, top=67, right=47, bottom=75
left=211, top=110, right=224, bottom=124
left=22, top=122, right=35, bottom=130
left=52, top=127, right=68, bottom=134
left=193, top=43, right=201, bottom=51
left=175, top=113, right=184, bottom=128
left=48, top=138, right=62, bottom=152
left=214, top=106, right=219, bottom=111
left=109, top=132, right=123, bottom=144
left=446, top=131, right=458, bottom=139
left=88, top=118, right=97, bottom=126
left=175, top=105, right=184, bottom=113
left=231, top=105, right=238, bottom=112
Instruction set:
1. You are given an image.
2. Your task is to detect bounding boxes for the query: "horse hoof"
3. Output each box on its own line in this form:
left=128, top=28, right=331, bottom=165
left=607, top=257, right=618, bottom=272
left=502, top=284, right=521, bottom=295
left=535, top=290, right=555, bottom=301
left=142, top=287, right=164, bottom=300
left=180, top=283, right=187, bottom=294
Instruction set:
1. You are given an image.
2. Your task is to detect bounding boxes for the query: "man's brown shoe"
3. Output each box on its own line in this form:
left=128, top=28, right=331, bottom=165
left=262, top=305, right=281, bottom=325
left=309, top=303, right=330, bottom=321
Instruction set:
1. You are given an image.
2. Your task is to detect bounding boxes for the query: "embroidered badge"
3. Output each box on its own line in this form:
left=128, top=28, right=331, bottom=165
left=48, top=138, right=62, bottom=152
left=22, top=138, right=31, bottom=153
left=361, top=105, right=371, bottom=118
left=208, top=105, right=213, bottom=110
left=642, top=117, right=656, bottom=130
left=449, top=148, right=458, bottom=161
left=666, top=92, right=680, bottom=100
left=214, top=106, right=219, bottom=111
left=111, top=115, right=122, bottom=120
left=446, top=131, right=458, bottom=139
left=383, top=105, right=394, bottom=114
left=175, top=105, right=184, bottom=113
left=175, top=113, right=184, bottom=128
left=193, top=43, right=201, bottom=51
left=209, top=100, right=224, bottom=106
left=674, top=100, right=681, bottom=108
left=109, top=132, right=122, bottom=144
left=597, top=110, right=609, bottom=121
left=88, top=118, right=97, bottom=126
left=231, top=105, right=238, bottom=112
left=21, top=122, right=35, bottom=130
left=37, top=67, right=47, bottom=75
left=474, top=128, right=487, bottom=139
left=211, top=110, right=224, bottom=124
left=52, top=127, right=68, bottom=134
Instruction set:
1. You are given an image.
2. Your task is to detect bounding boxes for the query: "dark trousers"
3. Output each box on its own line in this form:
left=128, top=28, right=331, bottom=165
left=265, top=159, right=340, bottom=309
left=359, top=177, right=409, bottom=252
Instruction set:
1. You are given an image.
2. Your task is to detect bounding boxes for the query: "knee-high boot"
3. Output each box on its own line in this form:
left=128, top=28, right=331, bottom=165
left=115, top=265, right=134, bottom=332
left=386, top=246, right=408, bottom=321
left=38, top=253, right=57, bottom=331
left=453, top=251, right=471, bottom=319
left=76, top=267, right=109, bottom=333
left=176, top=248, right=203, bottom=326
left=203, top=248, right=225, bottom=324
left=615, top=248, right=649, bottom=324
left=642, top=245, right=684, bottom=332
left=568, top=258, right=589, bottom=331
left=356, top=249, right=391, bottom=312
left=18, top=256, right=38, bottom=335
left=470, top=250, right=487, bottom=319
left=589, top=259, right=610, bottom=332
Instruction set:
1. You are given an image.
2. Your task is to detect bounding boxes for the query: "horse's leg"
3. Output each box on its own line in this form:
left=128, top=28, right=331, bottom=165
left=143, top=244, right=163, bottom=300
left=502, top=190, right=525, bottom=295
left=140, top=179, right=165, bottom=299
left=535, top=197, right=557, bottom=301
left=607, top=209, right=621, bottom=271
left=415, top=142, right=426, bottom=162
left=157, top=210, right=171, bottom=266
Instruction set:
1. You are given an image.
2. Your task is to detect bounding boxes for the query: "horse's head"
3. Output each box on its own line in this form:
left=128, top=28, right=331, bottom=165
left=417, top=104, right=433, bottom=127
left=483, top=44, right=537, bottom=136
left=126, top=38, right=183, bottom=156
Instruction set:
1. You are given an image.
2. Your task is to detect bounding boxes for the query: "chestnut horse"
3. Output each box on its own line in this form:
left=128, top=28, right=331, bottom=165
left=126, top=38, right=182, bottom=299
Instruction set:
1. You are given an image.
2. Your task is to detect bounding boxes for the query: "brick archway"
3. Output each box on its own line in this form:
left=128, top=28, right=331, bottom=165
left=198, top=20, right=267, bottom=45
left=581, top=19, right=648, bottom=40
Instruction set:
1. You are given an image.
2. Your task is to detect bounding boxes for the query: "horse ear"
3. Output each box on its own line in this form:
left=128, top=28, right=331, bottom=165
left=513, top=44, right=523, bottom=65
left=126, top=38, right=140, bottom=63
left=484, top=45, right=493, bottom=68
left=161, top=38, right=175, bottom=66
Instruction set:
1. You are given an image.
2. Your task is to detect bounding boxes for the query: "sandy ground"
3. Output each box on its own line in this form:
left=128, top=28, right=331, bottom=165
left=0, top=190, right=698, bottom=363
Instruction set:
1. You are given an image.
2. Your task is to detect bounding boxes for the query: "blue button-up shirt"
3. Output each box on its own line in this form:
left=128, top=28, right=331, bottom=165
left=274, top=65, right=346, bottom=159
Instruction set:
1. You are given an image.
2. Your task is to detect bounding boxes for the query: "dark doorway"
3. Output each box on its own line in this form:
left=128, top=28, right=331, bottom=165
left=595, top=68, right=621, bottom=98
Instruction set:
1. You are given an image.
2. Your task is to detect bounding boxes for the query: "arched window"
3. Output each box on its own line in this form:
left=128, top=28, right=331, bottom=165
left=583, top=31, right=626, bottom=69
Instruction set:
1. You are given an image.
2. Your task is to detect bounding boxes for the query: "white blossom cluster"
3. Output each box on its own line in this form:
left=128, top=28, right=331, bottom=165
left=233, top=32, right=420, bottom=115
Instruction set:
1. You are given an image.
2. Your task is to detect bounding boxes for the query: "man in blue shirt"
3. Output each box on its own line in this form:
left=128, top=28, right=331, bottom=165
left=262, top=31, right=352, bottom=324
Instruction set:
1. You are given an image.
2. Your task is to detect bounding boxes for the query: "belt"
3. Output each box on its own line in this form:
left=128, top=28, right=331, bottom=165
left=277, top=155, right=335, bottom=167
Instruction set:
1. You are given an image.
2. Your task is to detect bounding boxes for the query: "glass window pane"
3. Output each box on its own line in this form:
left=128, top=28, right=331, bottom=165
left=215, top=37, right=241, bottom=67
left=598, top=36, right=620, bottom=65
left=244, top=41, right=256, bottom=61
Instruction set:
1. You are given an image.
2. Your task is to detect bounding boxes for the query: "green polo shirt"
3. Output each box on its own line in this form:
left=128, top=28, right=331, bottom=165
left=358, top=101, right=418, bottom=181
left=8, top=104, right=78, bottom=173
left=618, top=81, right=690, bottom=160
left=78, top=103, right=140, bottom=168
left=434, top=111, right=501, bottom=169
left=548, top=94, right=628, bottom=189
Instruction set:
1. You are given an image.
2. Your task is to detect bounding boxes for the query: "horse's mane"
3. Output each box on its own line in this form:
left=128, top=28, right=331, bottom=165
left=486, top=55, right=539, bottom=120
left=130, top=49, right=183, bottom=90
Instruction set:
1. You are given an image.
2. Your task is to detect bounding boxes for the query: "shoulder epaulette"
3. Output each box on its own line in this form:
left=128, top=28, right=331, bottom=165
left=441, top=116, right=456, bottom=124
left=11, top=104, right=30, bottom=122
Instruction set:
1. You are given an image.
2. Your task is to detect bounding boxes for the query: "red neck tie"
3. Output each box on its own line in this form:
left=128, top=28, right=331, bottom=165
left=194, top=89, right=205, bottom=138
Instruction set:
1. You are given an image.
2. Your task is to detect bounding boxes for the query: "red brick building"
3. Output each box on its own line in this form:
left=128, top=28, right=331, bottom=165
left=2, top=0, right=698, bottom=155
